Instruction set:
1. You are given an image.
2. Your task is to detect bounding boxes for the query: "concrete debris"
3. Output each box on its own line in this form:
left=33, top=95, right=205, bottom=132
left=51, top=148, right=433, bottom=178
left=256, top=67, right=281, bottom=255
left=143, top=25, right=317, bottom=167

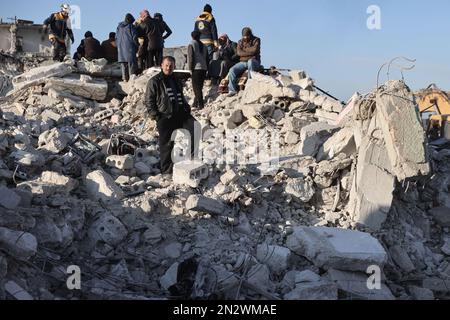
left=0, top=52, right=445, bottom=300
left=298, top=122, right=338, bottom=157
left=85, top=170, right=124, bottom=203
left=186, top=195, right=226, bottom=216
left=173, top=160, right=209, bottom=188
left=0, top=186, right=21, bottom=209
left=287, top=227, right=387, bottom=271
left=326, top=269, right=395, bottom=300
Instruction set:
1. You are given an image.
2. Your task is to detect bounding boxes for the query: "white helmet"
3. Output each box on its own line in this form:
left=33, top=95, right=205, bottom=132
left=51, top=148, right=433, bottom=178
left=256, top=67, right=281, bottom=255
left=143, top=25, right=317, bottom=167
left=61, top=4, right=71, bottom=14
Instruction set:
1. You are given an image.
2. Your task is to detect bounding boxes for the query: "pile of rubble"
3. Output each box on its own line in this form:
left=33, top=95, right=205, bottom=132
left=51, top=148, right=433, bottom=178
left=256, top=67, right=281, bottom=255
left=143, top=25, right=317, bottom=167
left=0, top=54, right=449, bottom=301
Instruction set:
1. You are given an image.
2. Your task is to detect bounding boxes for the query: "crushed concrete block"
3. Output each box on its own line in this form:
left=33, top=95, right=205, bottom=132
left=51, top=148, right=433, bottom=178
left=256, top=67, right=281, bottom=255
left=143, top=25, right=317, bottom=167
left=408, top=285, right=435, bottom=300
left=220, top=169, right=238, bottom=185
left=94, top=109, right=115, bottom=122
left=293, top=78, right=314, bottom=90
left=186, top=195, right=226, bottom=215
left=326, top=269, right=395, bottom=300
left=314, top=154, right=353, bottom=189
left=286, top=226, right=387, bottom=272
left=106, top=155, right=134, bottom=170
left=429, top=207, right=450, bottom=227
left=317, top=127, right=356, bottom=161
left=45, top=75, right=108, bottom=101
left=280, top=117, right=308, bottom=134
left=160, top=262, right=179, bottom=290
left=0, top=227, right=37, bottom=260
left=87, top=212, right=127, bottom=247
left=173, top=160, right=208, bottom=188
left=389, top=245, right=416, bottom=273
left=242, top=73, right=296, bottom=104
left=376, top=80, right=430, bottom=180
left=285, top=177, right=315, bottom=202
left=4, top=281, right=33, bottom=300
left=271, top=109, right=285, bottom=122
left=298, top=122, right=338, bottom=157
left=85, top=170, right=124, bottom=203
left=12, top=62, right=72, bottom=91
left=31, top=218, right=64, bottom=246
left=38, top=128, right=70, bottom=153
left=256, top=244, right=291, bottom=274
left=0, top=186, right=21, bottom=210
left=284, top=281, right=338, bottom=300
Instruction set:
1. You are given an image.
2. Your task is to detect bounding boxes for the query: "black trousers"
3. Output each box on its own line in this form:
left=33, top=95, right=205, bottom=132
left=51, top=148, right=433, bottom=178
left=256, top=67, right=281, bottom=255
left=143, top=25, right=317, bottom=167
left=157, top=115, right=198, bottom=174
left=192, top=70, right=207, bottom=109
left=147, top=49, right=163, bottom=68
left=52, top=40, right=67, bottom=62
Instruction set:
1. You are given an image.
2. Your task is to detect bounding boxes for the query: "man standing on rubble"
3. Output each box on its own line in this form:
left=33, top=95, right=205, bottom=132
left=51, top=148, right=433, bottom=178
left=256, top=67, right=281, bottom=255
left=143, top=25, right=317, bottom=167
left=116, top=13, right=139, bottom=81
left=43, top=4, right=74, bottom=62
left=194, top=4, right=219, bottom=62
left=227, top=27, right=261, bottom=96
left=154, top=13, right=172, bottom=66
left=144, top=56, right=199, bottom=175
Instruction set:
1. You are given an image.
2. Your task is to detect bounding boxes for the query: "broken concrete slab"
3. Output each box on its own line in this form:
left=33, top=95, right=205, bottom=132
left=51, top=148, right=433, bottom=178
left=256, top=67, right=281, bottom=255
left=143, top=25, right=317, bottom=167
left=0, top=227, right=37, bottom=260
left=220, top=169, right=239, bottom=185
left=376, top=80, right=430, bottom=180
left=17, top=171, right=78, bottom=195
left=408, top=285, right=435, bottom=300
left=173, top=160, right=208, bottom=188
left=45, top=74, right=108, bottom=101
left=12, top=62, right=72, bottom=91
left=186, top=195, right=226, bottom=216
left=326, top=269, right=395, bottom=300
left=0, top=186, right=21, bottom=210
left=298, top=122, right=339, bottom=157
left=256, top=244, right=291, bottom=274
left=295, top=270, right=322, bottom=283
left=160, top=262, right=179, bottom=291
left=85, top=170, right=124, bottom=203
left=347, top=136, right=396, bottom=231
left=286, top=226, right=387, bottom=272
left=317, top=127, right=356, bottom=161
left=242, top=73, right=297, bottom=104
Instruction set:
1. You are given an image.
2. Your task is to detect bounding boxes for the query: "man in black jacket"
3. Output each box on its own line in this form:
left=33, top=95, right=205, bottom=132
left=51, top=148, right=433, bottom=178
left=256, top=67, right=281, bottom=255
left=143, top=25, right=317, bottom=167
left=154, top=13, right=172, bottom=66
left=43, top=4, right=74, bottom=62
left=145, top=56, right=199, bottom=174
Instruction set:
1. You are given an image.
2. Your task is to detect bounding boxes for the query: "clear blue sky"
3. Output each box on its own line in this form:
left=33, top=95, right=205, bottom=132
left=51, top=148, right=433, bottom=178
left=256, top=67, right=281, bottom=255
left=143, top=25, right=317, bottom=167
left=2, top=0, right=450, bottom=100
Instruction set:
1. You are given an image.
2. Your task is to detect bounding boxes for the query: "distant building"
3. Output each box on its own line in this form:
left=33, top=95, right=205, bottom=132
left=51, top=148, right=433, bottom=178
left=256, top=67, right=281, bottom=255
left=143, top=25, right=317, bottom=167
left=0, top=18, right=52, bottom=55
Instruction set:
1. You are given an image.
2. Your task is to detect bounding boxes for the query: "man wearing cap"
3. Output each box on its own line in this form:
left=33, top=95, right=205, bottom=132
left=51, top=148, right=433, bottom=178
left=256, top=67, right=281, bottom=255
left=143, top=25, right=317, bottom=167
left=194, top=4, right=218, bottom=62
left=228, top=27, right=261, bottom=96
left=43, top=4, right=74, bottom=62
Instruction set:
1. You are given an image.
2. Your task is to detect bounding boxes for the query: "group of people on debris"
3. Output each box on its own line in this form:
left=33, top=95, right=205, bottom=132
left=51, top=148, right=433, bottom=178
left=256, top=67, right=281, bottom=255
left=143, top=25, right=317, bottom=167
left=43, top=3, right=262, bottom=176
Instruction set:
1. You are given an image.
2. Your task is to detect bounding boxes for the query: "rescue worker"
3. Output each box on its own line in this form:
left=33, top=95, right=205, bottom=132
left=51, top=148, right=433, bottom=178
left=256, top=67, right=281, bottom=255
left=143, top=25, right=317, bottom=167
left=43, top=4, right=74, bottom=62
left=193, top=4, right=218, bottom=62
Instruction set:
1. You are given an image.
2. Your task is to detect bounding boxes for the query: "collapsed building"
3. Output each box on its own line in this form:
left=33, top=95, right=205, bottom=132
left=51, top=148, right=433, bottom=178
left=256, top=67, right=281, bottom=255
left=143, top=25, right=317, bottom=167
left=0, top=52, right=449, bottom=301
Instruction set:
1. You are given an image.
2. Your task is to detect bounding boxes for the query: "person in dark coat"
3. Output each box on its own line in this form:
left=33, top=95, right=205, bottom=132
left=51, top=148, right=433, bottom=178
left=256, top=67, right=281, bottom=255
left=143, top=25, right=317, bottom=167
left=209, top=34, right=239, bottom=82
left=83, top=31, right=102, bottom=60
left=144, top=56, right=199, bottom=175
left=116, top=13, right=138, bottom=81
left=154, top=13, right=172, bottom=65
left=194, top=4, right=218, bottom=62
left=188, top=31, right=208, bottom=110
left=101, top=32, right=118, bottom=63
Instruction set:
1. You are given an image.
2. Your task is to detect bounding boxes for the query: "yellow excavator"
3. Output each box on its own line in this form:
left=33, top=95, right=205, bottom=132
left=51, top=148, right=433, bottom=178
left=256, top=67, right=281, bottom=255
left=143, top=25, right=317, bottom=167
left=415, top=84, right=450, bottom=141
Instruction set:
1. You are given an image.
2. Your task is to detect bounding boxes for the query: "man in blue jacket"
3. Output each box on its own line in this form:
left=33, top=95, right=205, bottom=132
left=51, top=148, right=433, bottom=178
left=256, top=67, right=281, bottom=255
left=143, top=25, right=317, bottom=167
left=116, top=13, right=138, bottom=81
